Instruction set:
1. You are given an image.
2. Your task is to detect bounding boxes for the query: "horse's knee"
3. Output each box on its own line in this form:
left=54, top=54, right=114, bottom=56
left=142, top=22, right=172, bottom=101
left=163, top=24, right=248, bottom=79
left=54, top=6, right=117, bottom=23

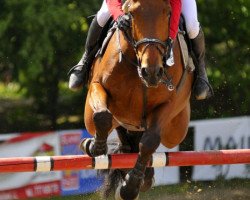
left=93, top=109, right=113, bottom=135
left=138, top=132, right=160, bottom=167
left=140, top=132, right=161, bottom=155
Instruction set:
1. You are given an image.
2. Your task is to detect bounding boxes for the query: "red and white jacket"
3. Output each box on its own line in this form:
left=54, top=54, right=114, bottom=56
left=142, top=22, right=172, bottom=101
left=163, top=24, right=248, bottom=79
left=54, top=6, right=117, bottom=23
left=105, top=0, right=181, bottom=40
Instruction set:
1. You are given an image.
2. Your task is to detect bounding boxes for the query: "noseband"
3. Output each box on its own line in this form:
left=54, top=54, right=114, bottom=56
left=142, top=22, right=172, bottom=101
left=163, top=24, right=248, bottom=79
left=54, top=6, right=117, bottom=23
left=135, top=38, right=168, bottom=58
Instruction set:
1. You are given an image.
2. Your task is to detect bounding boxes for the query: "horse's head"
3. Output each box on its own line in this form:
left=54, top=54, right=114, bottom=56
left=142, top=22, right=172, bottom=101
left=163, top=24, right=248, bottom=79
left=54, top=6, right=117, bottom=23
left=125, top=0, right=171, bottom=87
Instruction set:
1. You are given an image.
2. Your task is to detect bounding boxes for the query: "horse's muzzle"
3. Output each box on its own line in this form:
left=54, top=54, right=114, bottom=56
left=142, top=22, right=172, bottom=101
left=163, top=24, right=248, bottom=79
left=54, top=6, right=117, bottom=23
left=141, top=66, right=163, bottom=87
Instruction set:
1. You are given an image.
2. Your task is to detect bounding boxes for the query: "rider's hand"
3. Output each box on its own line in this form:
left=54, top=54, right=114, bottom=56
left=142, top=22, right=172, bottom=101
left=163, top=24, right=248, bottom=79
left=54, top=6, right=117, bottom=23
left=117, top=14, right=131, bottom=31
left=166, top=37, right=174, bottom=48
left=166, top=37, right=174, bottom=59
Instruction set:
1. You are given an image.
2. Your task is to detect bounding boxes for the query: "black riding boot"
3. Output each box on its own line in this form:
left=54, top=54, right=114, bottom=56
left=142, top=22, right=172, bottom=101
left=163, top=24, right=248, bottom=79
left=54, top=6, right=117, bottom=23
left=192, top=28, right=213, bottom=100
left=68, top=16, right=103, bottom=90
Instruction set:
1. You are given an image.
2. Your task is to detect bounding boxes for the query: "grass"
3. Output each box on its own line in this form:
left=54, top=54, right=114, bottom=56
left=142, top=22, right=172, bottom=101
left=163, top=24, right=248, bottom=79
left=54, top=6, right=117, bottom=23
left=32, top=179, right=250, bottom=200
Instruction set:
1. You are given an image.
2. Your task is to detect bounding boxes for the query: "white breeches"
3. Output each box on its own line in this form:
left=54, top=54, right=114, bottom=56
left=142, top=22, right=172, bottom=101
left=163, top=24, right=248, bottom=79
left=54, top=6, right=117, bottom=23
left=97, top=0, right=111, bottom=27
left=182, top=0, right=200, bottom=39
left=96, top=0, right=200, bottom=39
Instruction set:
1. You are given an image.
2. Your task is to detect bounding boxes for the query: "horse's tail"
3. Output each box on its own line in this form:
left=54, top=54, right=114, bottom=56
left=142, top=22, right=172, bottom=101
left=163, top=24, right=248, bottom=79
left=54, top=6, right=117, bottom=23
left=99, top=126, right=142, bottom=198
left=99, top=168, right=127, bottom=199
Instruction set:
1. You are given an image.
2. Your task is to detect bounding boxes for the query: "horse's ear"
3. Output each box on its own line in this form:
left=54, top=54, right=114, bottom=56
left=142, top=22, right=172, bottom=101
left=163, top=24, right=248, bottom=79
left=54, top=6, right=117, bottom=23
left=122, top=0, right=131, bottom=13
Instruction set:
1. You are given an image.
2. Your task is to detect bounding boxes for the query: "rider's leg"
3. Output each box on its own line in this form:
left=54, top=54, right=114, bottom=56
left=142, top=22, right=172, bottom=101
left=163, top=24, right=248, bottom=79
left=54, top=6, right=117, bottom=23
left=191, top=28, right=213, bottom=100
left=182, top=0, right=213, bottom=100
left=68, top=0, right=111, bottom=90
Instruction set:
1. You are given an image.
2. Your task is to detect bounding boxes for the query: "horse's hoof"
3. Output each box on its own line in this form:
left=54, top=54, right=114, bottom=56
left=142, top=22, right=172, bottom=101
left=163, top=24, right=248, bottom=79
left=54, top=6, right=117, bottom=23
left=115, top=182, right=139, bottom=200
left=114, top=183, right=123, bottom=200
left=115, top=170, right=143, bottom=200
left=80, top=138, right=93, bottom=157
left=80, top=138, right=108, bottom=157
left=140, top=168, right=155, bottom=192
left=140, top=176, right=155, bottom=192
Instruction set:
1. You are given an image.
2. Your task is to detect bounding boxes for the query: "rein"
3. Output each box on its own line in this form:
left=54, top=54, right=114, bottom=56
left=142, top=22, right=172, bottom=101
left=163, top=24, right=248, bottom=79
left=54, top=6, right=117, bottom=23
left=115, top=14, right=187, bottom=130
left=116, top=27, right=150, bottom=130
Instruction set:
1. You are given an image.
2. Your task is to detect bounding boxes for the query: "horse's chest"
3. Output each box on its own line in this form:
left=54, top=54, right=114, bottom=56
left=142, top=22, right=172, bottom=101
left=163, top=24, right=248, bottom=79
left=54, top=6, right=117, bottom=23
left=104, top=82, right=167, bottom=129
left=105, top=84, right=144, bottom=126
left=102, top=67, right=169, bottom=126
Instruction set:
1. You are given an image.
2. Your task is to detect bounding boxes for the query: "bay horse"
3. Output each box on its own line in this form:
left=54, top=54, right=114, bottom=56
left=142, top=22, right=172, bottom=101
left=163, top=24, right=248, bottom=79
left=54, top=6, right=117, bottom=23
left=81, top=0, right=193, bottom=199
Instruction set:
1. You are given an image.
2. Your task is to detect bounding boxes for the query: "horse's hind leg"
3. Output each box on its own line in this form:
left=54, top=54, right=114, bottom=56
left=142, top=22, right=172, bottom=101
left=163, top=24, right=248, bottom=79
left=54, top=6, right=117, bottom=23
left=116, top=126, right=161, bottom=200
left=81, top=82, right=113, bottom=157
left=116, top=126, right=142, bottom=153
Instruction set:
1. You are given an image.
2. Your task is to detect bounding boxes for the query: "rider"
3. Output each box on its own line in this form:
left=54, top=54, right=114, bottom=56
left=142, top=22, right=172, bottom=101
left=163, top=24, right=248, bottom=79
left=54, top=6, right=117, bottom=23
left=68, top=0, right=212, bottom=100
left=182, top=0, right=213, bottom=99
left=68, top=0, right=127, bottom=90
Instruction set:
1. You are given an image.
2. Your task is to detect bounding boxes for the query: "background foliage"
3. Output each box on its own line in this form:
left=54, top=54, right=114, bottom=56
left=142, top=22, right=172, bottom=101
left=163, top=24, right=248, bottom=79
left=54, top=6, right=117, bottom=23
left=0, top=0, right=249, bottom=133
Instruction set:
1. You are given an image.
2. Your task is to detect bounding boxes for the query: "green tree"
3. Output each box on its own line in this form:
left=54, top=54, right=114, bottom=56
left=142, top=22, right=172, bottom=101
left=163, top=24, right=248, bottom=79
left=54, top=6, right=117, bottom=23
left=192, top=0, right=250, bottom=119
left=0, top=0, right=100, bottom=131
left=0, top=0, right=249, bottom=133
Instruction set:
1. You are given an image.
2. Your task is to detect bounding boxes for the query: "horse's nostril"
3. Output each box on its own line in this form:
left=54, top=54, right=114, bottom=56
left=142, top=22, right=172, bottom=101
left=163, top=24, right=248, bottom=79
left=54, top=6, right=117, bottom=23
left=157, top=68, right=164, bottom=78
left=141, top=68, right=149, bottom=78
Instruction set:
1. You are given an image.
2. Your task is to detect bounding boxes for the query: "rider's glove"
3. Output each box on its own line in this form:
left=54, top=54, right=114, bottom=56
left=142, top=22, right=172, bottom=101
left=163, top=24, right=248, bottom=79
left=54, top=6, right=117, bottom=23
left=117, top=14, right=131, bottom=31
left=166, top=37, right=174, bottom=59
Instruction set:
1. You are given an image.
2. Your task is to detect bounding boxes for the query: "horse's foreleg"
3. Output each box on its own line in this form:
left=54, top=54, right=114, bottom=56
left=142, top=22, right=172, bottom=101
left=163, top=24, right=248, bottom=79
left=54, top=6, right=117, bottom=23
left=81, top=82, right=113, bottom=157
left=116, top=126, right=161, bottom=200
left=116, top=127, right=155, bottom=192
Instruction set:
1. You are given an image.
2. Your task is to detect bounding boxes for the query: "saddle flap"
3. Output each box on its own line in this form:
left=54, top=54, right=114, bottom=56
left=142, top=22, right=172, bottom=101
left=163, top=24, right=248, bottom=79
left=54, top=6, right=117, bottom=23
left=98, top=23, right=117, bottom=56
left=178, top=33, right=194, bottom=72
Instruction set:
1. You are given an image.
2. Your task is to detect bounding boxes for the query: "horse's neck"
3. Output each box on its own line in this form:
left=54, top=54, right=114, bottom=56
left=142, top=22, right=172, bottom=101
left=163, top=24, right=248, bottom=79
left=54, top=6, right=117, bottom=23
left=108, top=30, right=138, bottom=74
left=91, top=30, right=137, bottom=83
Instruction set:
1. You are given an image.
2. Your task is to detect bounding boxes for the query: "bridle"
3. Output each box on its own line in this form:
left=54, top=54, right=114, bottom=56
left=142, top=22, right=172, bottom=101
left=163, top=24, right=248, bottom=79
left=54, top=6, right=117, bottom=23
left=135, top=38, right=168, bottom=59
left=117, top=13, right=171, bottom=71
left=115, top=12, right=173, bottom=131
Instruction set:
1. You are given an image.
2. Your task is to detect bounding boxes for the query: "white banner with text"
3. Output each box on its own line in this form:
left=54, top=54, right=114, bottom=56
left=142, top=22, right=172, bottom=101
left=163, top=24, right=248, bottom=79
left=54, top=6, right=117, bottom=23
left=192, top=117, right=250, bottom=181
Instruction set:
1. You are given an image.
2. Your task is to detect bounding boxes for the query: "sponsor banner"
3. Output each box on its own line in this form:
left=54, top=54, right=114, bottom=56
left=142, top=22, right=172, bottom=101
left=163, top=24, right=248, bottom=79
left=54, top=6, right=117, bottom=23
left=0, top=129, right=178, bottom=199
left=0, top=132, right=61, bottom=199
left=0, top=181, right=60, bottom=200
left=59, top=130, right=102, bottom=196
left=0, top=133, right=19, bottom=143
left=192, top=117, right=250, bottom=181
left=1, top=116, right=248, bottom=199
